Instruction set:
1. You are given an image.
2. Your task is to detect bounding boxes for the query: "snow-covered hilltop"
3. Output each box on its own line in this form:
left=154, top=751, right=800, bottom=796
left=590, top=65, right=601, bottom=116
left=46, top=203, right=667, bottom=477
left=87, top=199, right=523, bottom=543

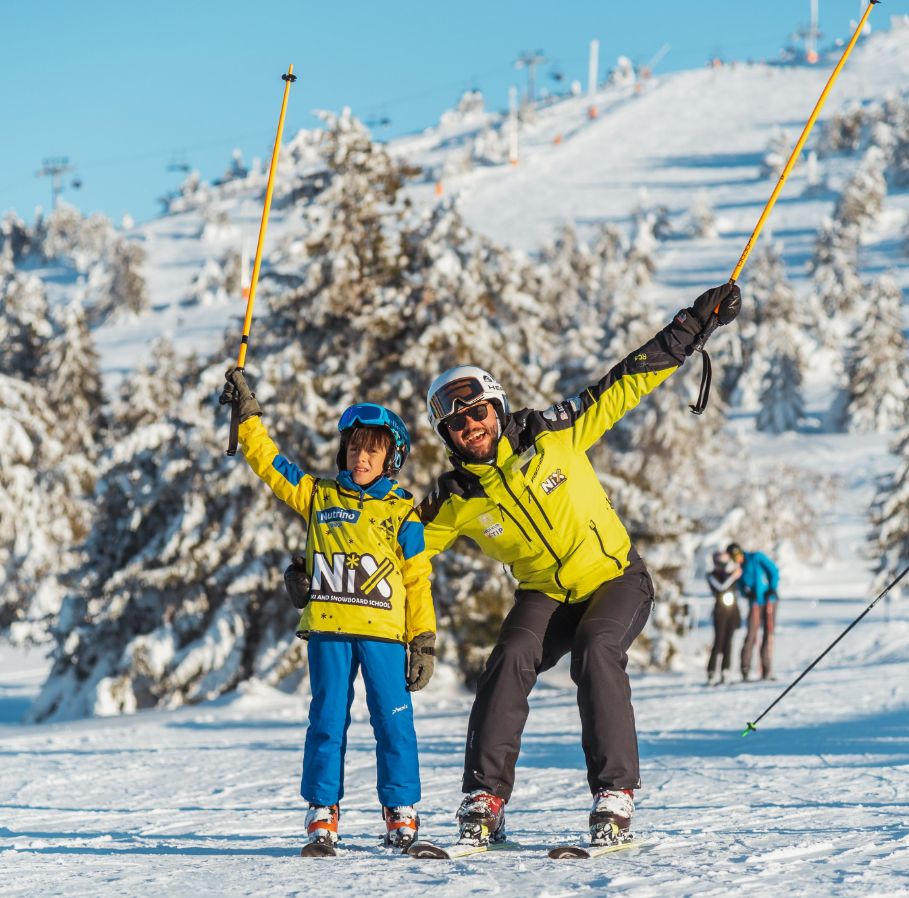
left=1, top=17, right=908, bottom=720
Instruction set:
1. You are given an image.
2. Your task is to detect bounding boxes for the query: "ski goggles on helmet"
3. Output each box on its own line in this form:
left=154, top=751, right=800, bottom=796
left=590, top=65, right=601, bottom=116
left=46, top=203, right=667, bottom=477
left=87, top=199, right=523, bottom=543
left=428, top=376, right=486, bottom=421
left=338, top=403, right=394, bottom=433
left=444, top=402, right=492, bottom=432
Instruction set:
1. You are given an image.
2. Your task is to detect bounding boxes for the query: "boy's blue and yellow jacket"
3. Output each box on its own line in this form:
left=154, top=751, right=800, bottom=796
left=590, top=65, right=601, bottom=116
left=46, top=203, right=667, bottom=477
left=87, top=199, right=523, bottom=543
left=238, top=416, right=435, bottom=644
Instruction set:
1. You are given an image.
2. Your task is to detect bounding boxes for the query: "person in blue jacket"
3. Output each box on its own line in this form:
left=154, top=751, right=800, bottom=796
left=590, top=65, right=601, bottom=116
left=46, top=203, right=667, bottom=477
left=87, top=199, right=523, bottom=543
left=727, top=542, right=780, bottom=681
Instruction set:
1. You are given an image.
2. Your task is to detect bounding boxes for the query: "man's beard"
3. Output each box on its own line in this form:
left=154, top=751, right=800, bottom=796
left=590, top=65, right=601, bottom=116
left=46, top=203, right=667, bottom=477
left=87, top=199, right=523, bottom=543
left=458, top=429, right=499, bottom=462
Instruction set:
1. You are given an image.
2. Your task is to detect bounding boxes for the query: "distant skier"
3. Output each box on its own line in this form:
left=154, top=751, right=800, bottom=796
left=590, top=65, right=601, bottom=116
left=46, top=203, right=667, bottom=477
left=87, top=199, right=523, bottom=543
left=706, top=550, right=742, bottom=685
left=417, top=283, right=741, bottom=849
left=727, top=542, right=780, bottom=681
left=221, top=370, right=436, bottom=853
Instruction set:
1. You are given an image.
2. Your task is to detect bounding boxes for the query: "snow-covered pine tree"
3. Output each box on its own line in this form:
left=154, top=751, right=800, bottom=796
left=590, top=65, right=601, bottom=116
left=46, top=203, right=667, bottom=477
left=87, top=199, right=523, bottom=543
left=819, top=102, right=867, bottom=156
left=761, top=130, right=792, bottom=179
left=733, top=243, right=809, bottom=408
left=810, top=217, right=863, bottom=321
left=835, top=146, right=887, bottom=233
left=90, top=237, right=149, bottom=324
left=0, top=268, right=53, bottom=381
left=30, top=356, right=305, bottom=721
left=756, top=331, right=805, bottom=434
left=842, top=274, right=909, bottom=433
left=687, top=192, right=717, bottom=238
left=0, top=373, right=92, bottom=642
left=870, top=426, right=909, bottom=596
left=40, top=300, right=106, bottom=458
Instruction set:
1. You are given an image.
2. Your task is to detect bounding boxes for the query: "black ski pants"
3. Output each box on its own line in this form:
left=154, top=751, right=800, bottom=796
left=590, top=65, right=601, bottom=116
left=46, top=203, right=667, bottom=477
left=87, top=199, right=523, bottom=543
left=708, top=602, right=741, bottom=675
left=462, top=552, right=654, bottom=801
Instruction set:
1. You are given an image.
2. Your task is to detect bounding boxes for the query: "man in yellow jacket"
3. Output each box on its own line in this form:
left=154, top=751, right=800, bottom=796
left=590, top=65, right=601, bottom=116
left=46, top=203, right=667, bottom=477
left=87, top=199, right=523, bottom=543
left=222, top=369, right=435, bottom=853
left=418, top=283, right=741, bottom=848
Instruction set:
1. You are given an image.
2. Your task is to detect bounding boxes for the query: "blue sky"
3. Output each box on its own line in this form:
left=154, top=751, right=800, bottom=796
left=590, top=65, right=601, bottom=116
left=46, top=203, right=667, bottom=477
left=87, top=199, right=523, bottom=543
left=0, top=0, right=884, bottom=224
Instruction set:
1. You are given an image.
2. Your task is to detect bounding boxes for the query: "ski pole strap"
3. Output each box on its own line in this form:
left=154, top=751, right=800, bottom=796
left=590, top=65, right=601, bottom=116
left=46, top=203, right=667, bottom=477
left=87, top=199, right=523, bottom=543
left=689, top=314, right=719, bottom=415
left=689, top=349, right=713, bottom=416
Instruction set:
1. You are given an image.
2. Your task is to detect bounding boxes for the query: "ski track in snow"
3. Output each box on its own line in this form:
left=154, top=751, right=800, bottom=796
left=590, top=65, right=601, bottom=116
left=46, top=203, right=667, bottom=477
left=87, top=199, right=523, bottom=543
left=3, top=586, right=909, bottom=897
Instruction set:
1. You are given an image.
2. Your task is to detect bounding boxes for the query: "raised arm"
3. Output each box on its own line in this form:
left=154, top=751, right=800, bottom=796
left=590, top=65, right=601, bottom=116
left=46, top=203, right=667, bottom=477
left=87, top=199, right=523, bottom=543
left=222, top=368, right=318, bottom=518
left=556, top=284, right=741, bottom=453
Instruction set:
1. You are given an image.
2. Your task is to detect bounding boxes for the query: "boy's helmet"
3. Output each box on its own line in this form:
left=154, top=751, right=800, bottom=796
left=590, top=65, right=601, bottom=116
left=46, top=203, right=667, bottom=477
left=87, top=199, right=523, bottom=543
left=426, top=366, right=509, bottom=447
left=337, top=403, right=411, bottom=475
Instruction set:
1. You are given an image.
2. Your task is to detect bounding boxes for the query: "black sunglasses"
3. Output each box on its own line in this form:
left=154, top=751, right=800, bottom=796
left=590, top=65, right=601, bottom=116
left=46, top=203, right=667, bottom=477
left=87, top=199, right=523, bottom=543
left=444, top=403, right=491, bottom=432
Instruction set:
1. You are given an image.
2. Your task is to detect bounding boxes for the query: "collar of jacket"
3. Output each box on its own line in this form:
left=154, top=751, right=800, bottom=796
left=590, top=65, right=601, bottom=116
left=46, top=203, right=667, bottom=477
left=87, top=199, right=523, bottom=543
left=336, top=469, right=397, bottom=499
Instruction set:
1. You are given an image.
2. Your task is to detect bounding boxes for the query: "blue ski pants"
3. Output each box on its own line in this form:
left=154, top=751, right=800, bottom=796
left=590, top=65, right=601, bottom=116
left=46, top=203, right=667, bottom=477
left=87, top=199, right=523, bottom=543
left=301, top=634, right=421, bottom=808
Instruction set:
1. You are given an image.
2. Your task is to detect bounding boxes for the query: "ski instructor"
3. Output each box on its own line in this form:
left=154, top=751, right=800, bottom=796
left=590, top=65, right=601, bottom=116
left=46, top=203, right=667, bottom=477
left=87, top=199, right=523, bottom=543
left=417, top=283, right=741, bottom=848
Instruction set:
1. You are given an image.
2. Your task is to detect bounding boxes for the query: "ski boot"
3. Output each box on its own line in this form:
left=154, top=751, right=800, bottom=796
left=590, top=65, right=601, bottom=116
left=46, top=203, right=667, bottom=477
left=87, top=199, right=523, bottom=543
left=383, top=805, right=419, bottom=849
left=302, top=803, right=339, bottom=856
left=589, top=789, right=634, bottom=847
left=456, top=791, right=506, bottom=846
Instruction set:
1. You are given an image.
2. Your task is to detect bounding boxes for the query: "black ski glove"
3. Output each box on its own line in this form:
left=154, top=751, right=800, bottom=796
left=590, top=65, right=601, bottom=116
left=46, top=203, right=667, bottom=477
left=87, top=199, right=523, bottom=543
left=284, top=555, right=311, bottom=610
left=691, top=283, right=742, bottom=328
left=407, top=632, right=436, bottom=692
left=220, top=367, right=262, bottom=422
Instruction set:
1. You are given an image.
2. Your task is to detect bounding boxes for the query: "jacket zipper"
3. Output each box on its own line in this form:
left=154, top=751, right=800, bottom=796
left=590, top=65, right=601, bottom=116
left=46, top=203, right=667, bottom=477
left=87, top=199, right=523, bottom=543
left=497, top=503, right=531, bottom=544
left=525, top=487, right=554, bottom=530
left=495, top=466, right=571, bottom=601
left=589, top=521, right=621, bottom=571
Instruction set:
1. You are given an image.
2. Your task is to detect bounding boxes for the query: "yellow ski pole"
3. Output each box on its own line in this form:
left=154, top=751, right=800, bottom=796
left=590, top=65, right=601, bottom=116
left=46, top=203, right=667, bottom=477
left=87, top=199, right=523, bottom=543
left=690, top=2, right=879, bottom=414
left=728, top=1, right=879, bottom=283
left=225, top=64, right=297, bottom=455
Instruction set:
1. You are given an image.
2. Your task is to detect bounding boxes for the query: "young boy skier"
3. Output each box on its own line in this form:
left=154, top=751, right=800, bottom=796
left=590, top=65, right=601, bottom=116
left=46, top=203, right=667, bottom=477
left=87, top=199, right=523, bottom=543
left=221, top=368, right=437, bottom=853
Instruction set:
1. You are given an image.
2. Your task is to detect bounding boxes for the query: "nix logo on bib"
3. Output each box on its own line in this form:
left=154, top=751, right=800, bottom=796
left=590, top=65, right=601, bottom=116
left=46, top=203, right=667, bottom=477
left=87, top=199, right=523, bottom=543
left=317, top=507, right=361, bottom=527
left=311, top=551, right=394, bottom=609
left=541, top=469, right=567, bottom=495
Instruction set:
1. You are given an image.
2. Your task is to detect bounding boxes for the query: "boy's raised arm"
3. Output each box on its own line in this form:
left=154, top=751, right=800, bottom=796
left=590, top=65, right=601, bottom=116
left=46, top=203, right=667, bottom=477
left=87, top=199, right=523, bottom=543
left=223, top=368, right=318, bottom=518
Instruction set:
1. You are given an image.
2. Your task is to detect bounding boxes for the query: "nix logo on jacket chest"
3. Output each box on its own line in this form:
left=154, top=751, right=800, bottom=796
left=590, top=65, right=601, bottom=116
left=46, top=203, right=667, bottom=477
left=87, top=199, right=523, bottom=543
left=540, top=469, right=567, bottom=495
left=311, top=551, right=394, bottom=609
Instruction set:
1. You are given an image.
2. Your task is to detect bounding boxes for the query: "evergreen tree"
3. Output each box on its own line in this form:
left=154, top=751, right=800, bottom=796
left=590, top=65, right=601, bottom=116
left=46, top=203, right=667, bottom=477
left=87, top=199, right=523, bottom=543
left=834, top=146, right=887, bottom=232
left=0, top=373, right=92, bottom=641
left=842, top=275, right=909, bottom=433
left=734, top=244, right=810, bottom=408
left=870, top=427, right=909, bottom=595
left=810, top=217, right=863, bottom=320
left=756, top=341, right=805, bottom=434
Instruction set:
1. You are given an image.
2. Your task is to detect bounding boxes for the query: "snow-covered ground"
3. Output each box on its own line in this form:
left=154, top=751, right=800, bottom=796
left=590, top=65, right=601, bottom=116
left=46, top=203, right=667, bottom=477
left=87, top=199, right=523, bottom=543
left=3, top=553, right=908, bottom=896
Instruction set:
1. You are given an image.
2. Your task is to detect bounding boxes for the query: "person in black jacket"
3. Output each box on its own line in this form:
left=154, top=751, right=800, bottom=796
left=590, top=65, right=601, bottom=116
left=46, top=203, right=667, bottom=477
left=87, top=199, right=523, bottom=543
left=705, top=550, right=742, bottom=685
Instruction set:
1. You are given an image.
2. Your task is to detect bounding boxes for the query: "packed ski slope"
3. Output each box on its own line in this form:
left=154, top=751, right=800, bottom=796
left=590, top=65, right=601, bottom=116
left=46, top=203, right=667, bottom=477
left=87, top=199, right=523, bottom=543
left=3, top=523, right=909, bottom=896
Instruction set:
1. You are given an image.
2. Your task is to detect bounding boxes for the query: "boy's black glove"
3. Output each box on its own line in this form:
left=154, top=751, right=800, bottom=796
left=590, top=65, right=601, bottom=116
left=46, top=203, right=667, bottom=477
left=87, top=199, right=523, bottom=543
left=283, top=555, right=311, bottom=610
left=407, top=632, right=436, bottom=692
left=691, top=282, right=742, bottom=328
left=220, top=367, right=262, bottom=422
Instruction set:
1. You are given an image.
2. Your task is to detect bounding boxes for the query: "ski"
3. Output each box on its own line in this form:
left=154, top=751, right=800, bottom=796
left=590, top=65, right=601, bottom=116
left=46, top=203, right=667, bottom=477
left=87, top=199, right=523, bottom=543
left=406, top=839, right=511, bottom=860
left=548, top=836, right=640, bottom=860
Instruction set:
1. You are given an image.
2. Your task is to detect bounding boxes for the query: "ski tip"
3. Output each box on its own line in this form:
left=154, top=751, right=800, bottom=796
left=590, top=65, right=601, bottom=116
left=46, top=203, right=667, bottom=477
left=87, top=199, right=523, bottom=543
left=742, top=721, right=757, bottom=737
left=549, top=845, right=590, bottom=859
left=406, top=840, right=452, bottom=859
